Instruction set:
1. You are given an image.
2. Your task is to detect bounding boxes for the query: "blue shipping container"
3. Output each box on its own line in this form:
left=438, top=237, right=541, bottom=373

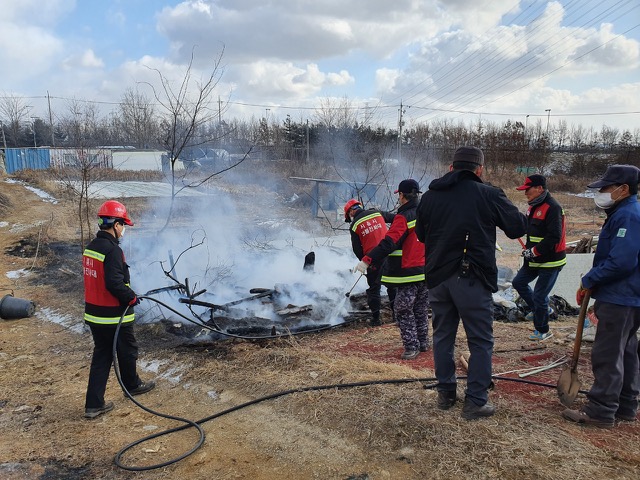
left=4, top=148, right=51, bottom=174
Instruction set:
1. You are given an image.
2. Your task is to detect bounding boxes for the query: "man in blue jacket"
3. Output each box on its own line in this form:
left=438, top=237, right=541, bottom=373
left=563, top=165, right=640, bottom=428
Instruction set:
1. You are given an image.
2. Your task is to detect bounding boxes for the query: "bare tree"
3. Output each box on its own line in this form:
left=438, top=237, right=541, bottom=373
left=0, top=93, right=32, bottom=147
left=141, top=46, right=248, bottom=228
left=313, top=96, right=360, bottom=129
left=55, top=100, right=110, bottom=247
left=117, top=88, right=157, bottom=148
left=599, top=125, right=620, bottom=151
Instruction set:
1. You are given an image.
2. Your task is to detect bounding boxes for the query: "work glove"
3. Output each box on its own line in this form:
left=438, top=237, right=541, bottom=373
left=129, top=296, right=141, bottom=306
left=576, top=284, right=589, bottom=306
left=521, top=248, right=537, bottom=260
left=353, top=260, right=370, bottom=274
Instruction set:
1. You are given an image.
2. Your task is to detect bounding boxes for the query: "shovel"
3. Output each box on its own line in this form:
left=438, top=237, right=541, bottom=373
left=557, top=291, right=591, bottom=407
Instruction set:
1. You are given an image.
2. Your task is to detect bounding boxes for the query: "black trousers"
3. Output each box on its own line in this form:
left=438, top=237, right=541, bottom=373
left=584, top=301, right=640, bottom=421
left=430, top=273, right=494, bottom=406
left=85, top=323, right=140, bottom=409
left=365, top=265, right=383, bottom=320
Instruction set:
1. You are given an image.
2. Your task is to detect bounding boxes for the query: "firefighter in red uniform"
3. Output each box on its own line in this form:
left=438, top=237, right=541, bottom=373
left=83, top=200, right=155, bottom=419
left=345, top=199, right=395, bottom=326
left=354, top=180, right=428, bottom=359
left=512, top=174, right=566, bottom=341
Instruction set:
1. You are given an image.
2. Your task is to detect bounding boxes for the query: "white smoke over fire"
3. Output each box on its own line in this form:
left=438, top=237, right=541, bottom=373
left=122, top=188, right=362, bottom=325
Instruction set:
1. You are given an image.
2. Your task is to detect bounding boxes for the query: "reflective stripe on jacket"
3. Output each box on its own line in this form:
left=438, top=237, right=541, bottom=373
left=366, top=199, right=425, bottom=286
left=524, top=193, right=567, bottom=269
left=349, top=208, right=394, bottom=263
left=83, top=230, right=136, bottom=325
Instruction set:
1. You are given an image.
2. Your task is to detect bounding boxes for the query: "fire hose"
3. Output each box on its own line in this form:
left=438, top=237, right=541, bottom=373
left=112, top=296, right=589, bottom=472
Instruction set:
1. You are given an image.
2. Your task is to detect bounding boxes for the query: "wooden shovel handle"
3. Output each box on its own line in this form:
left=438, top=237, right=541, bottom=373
left=570, top=292, right=591, bottom=372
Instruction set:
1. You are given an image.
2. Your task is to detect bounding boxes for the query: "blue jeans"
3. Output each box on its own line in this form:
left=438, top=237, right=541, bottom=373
left=512, top=265, right=562, bottom=334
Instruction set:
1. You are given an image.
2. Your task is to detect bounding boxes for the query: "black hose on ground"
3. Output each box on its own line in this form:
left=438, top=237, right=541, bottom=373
left=112, top=304, right=205, bottom=471
left=112, top=297, right=589, bottom=472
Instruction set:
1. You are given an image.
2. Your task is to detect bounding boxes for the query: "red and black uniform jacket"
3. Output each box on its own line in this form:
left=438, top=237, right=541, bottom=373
left=363, top=198, right=425, bottom=286
left=83, top=231, right=137, bottom=325
left=524, top=192, right=567, bottom=269
left=350, top=208, right=395, bottom=268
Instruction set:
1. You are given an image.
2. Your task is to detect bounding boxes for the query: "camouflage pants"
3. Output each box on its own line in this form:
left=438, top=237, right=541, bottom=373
left=395, top=282, right=430, bottom=351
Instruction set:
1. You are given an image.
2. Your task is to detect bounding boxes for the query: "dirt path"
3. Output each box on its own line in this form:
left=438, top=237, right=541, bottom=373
left=1, top=177, right=639, bottom=480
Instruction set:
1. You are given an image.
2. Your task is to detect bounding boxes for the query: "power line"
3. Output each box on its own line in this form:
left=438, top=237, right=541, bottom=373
left=392, top=0, right=639, bottom=125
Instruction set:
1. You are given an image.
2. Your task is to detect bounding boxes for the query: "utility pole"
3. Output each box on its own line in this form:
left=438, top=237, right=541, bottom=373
left=1, top=122, right=7, bottom=150
left=545, top=109, right=551, bottom=156
left=31, top=117, right=37, bottom=148
left=545, top=109, right=551, bottom=139
left=47, top=91, right=55, bottom=147
left=306, top=119, right=310, bottom=163
left=398, top=101, right=404, bottom=161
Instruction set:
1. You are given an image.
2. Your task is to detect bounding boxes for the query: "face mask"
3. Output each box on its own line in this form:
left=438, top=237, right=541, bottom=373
left=118, top=225, right=126, bottom=238
left=594, top=186, right=621, bottom=209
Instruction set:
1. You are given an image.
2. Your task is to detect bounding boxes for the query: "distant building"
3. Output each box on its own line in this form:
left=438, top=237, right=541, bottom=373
left=1, top=147, right=180, bottom=174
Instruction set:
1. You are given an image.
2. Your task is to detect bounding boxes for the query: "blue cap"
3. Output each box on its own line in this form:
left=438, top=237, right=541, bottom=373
left=588, top=165, right=640, bottom=189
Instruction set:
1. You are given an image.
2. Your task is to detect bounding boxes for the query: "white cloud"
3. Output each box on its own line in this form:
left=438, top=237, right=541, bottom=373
left=81, top=50, right=105, bottom=68
left=0, top=23, right=64, bottom=80
left=572, top=23, right=640, bottom=69
left=155, top=0, right=448, bottom=64
left=383, top=0, right=640, bottom=123
left=0, top=0, right=638, bottom=133
left=230, top=61, right=353, bottom=99
left=62, top=49, right=104, bottom=70
left=375, top=68, right=401, bottom=92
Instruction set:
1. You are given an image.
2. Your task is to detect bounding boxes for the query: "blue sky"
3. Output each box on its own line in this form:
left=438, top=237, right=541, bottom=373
left=1, top=0, right=639, bottom=132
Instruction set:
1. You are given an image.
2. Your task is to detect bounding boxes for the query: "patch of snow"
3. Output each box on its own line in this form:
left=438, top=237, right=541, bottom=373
left=572, top=190, right=596, bottom=198
left=256, top=219, right=286, bottom=229
left=138, top=359, right=185, bottom=383
left=0, top=222, right=9, bottom=228
left=138, top=359, right=167, bottom=374
left=9, top=221, right=47, bottom=234
left=5, top=179, right=58, bottom=204
left=59, top=181, right=211, bottom=198
left=6, top=269, right=30, bottom=279
left=36, top=307, right=85, bottom=334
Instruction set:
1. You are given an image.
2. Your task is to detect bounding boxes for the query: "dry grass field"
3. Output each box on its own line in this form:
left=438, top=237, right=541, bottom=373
left=1, top=170, right=638, bottom=479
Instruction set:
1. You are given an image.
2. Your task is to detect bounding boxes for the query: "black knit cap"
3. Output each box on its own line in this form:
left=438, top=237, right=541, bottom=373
left=453, top=146, right=484, bottom=166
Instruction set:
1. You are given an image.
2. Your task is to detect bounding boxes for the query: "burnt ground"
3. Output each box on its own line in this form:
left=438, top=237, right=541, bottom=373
left=0, top=176, right=639, bottom=480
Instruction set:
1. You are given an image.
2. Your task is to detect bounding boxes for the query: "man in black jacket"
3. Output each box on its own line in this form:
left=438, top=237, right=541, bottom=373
left=416, top=147, right=526, bottom=420
left=512, top=174, right=566, bottom=341
left=83, top=200, right=155, bottom=419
